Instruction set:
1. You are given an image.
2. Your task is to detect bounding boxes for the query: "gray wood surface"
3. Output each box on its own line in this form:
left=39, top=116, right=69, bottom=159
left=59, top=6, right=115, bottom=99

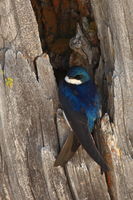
left=91, top=0, right=133, bottom=199
left=0, top=0, right=133, bottom=200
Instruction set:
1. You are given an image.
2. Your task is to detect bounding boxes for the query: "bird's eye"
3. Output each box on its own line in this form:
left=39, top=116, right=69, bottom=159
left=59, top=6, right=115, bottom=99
left=74, top=75, right=82, bottom=80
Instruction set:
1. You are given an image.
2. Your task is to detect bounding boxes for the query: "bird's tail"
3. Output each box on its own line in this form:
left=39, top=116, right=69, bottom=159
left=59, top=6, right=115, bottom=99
left=54, top=133, right=80, bottom=167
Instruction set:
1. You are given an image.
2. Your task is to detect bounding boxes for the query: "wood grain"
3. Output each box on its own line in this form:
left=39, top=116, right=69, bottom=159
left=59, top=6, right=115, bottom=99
left=0, top=0, right=133, bottom=200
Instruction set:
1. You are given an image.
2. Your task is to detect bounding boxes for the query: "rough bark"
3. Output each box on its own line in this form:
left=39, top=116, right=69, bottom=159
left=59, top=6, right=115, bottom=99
left=0, top=0, right=133, bottom=200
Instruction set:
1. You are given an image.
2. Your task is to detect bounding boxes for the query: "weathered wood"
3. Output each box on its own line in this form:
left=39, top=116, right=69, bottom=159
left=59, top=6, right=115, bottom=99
left=91, top=0, right=133, bottom=199
left=0, top=49, right=58, bottom=200
left=56, top=109, right=110, bottom=200
left=0, top=0, right=133, bottom=200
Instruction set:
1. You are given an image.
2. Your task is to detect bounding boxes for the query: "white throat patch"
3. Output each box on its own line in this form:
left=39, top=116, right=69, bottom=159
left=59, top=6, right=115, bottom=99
left=65, top=76, right=82, bottom=85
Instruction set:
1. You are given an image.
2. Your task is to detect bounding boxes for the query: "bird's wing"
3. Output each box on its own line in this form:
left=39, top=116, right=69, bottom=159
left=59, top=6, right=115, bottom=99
left=60, top=94, right=108, bottom=172
left=54, top=132, right=80, bottom=167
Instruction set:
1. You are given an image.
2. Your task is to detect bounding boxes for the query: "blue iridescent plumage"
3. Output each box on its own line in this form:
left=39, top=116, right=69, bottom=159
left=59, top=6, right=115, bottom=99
left=60, top=75, right=100, bottom=131
left=55, top=66, right=108, bottom=171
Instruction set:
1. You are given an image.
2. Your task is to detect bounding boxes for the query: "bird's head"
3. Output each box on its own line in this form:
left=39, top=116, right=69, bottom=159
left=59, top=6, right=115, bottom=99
left=65, top=66, right=90, bottom=85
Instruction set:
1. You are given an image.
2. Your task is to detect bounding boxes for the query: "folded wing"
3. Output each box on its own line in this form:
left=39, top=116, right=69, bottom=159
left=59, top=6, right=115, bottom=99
left=60, top=92, right=108, bottom=172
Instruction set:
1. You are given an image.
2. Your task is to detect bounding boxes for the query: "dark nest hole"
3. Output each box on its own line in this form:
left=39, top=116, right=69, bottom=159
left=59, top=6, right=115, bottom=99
left=30, top=0, right=112, bottom=116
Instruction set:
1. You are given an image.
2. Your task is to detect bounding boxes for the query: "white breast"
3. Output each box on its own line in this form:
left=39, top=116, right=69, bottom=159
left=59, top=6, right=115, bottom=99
left=65, top=76, right=82, bottom=85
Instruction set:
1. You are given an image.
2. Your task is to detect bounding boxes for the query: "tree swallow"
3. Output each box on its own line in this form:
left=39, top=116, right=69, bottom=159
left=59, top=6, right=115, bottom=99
left=55, top=66, right=108, bottom=172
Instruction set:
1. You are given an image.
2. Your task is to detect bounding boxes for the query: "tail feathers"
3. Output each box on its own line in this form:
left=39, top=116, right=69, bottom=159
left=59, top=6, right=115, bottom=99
left=54, top=133, right=80, bottom=167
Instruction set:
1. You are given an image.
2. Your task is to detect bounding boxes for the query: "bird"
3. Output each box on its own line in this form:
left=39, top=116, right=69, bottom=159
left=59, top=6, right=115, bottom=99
left=54, top=66, right=108, bottom=172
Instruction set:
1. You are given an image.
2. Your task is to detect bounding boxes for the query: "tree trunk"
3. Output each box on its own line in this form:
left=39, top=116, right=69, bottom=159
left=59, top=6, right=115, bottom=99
left=0, top=0, right=133, bottom=200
